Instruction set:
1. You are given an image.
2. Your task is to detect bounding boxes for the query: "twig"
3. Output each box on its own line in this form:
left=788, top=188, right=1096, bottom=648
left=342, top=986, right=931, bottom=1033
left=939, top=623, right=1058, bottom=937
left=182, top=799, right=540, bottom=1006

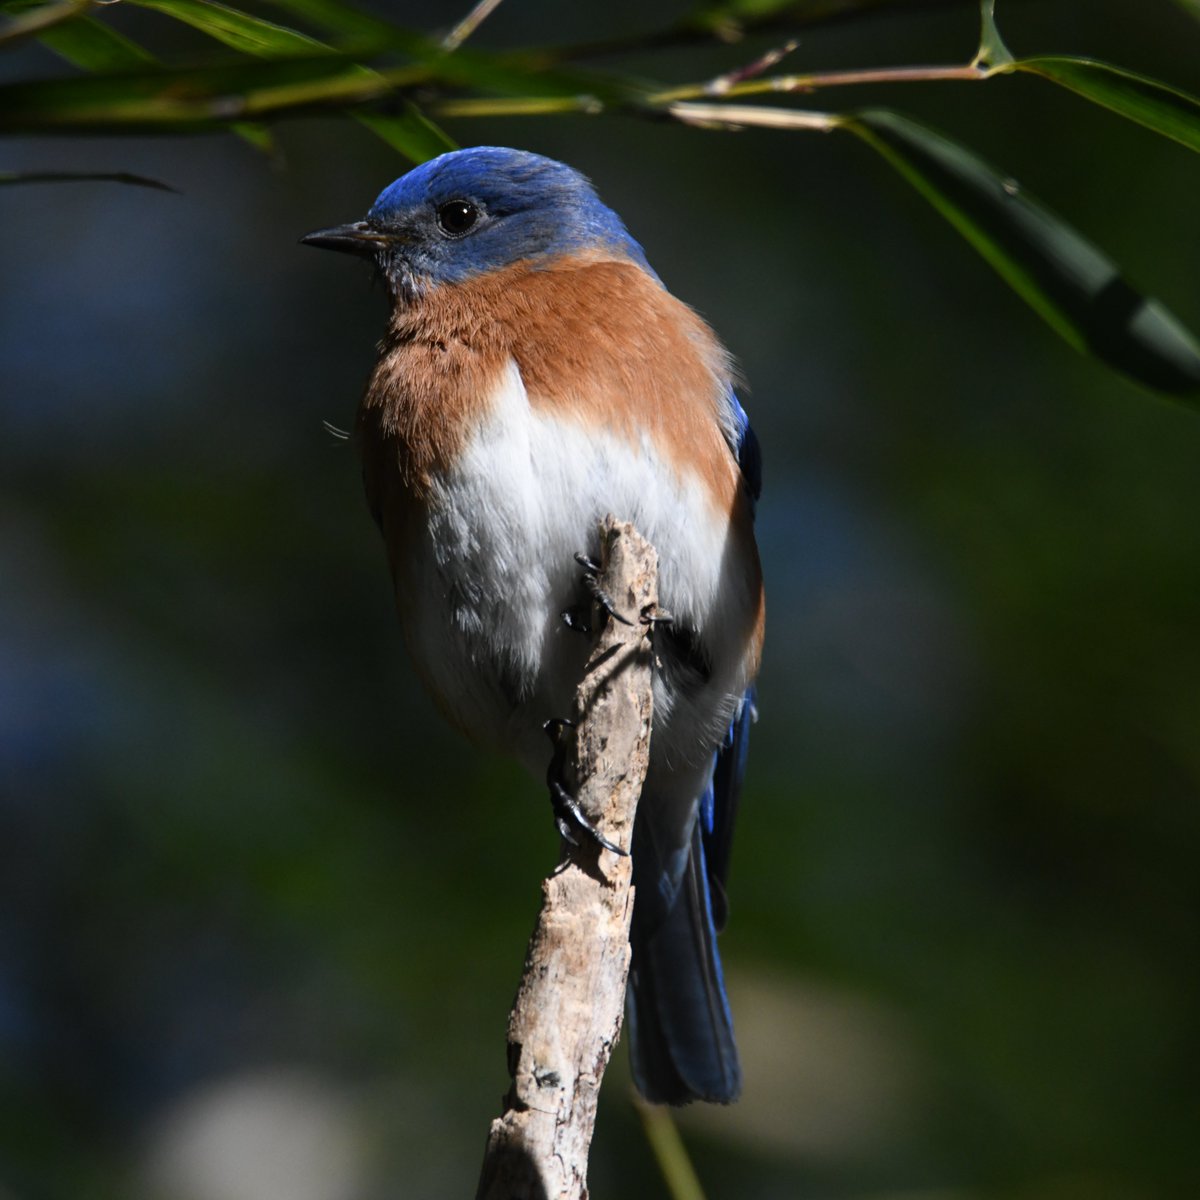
left=668, top=101, right=842, bottom=132
left=651, top=60, right=988, bottom=103
left=0, top=0, right=92, bottom=49
left=704, top=39, right=800, bottom=95
left=475, top=517, right=659, bottom=1200
left=443, top=0, right=507, bottom=52
left=431, top=59, right=993, bottom=122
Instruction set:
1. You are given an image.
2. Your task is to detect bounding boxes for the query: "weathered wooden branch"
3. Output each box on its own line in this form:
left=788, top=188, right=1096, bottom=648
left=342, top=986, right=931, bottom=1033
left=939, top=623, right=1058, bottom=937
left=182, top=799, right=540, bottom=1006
left=475, top=517, right=659, bottom=1200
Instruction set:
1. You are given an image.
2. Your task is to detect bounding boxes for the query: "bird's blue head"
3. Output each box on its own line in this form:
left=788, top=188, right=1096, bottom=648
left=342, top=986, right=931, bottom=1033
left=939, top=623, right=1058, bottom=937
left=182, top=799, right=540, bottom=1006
left=301, top=147, right=651, bottom=299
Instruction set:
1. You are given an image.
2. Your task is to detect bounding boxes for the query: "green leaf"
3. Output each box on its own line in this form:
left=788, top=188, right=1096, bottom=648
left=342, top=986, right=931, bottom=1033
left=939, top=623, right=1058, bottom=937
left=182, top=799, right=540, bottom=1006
left=258, top=0, right=397, bottom=42
left=844, top=108, right=1200, bottom=399
left=34, top=9, right=279, bottom=152
left=38, top=15, right=159, bottom=70
left=973, top=0, right=1013, bottom=69
left=0, top=56, right=383, bottom=130
left=686, top=0, right=950, bottom=29
left=123, top=0, right=455, bottom=160
left=0, top=0, right=88, bottom=47
left=141, top=0, right=649, bottom=107
left=353, top=102, right=456, bottom=164
left=0, top=169, right=177, bottom=190
left=125, top=0, right=332, bottom=58
left=0, top=43, right=648, bottom=136
left=231, top=120, right=276, bottom=151
left=1008, top=56, right=1200, bottom=156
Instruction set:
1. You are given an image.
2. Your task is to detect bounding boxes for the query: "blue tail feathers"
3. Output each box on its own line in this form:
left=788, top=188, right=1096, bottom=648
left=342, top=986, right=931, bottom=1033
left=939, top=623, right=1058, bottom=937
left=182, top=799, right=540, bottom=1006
left=627, top=817, right=741, bottom=1104
left=627, top=691, right=755, bottom=1104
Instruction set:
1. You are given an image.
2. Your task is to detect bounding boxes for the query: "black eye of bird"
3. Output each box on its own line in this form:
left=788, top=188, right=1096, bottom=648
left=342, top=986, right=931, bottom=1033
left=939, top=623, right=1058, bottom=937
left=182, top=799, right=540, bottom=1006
left=436, top=200, right=479, bottom=237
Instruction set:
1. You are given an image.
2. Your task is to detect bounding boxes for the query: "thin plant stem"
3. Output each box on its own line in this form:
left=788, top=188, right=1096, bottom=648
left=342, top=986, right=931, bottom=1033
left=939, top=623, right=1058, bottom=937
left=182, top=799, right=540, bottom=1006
left=442, top=0, right=506, bottom=52
left=633, top=1097, right=707, bottom=1200
left=651, top=61, right=990, bottom=104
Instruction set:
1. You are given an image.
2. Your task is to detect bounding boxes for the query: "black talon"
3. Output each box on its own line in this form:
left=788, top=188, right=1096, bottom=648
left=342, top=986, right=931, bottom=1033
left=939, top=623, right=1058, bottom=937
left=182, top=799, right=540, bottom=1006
left=561, top=605, right=592, bottom=635
left=543, top=716, right=575, bottom=741
left=543, top=717, right=627, bottom=856
left=585, top=577, right=633, bottom=626
left=641, top=605, right=673, bottom=628
left=571, top=550, right=633, bottom=627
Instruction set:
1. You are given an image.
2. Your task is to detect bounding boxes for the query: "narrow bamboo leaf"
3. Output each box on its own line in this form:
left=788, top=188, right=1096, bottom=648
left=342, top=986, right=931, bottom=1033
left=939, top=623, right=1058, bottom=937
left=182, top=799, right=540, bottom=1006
left=124, top=0, right=607, bottom=107
left=1008, top=56, right=1200, bottom=156
left=0, top=0, right=88, bottom=46
left=34, top=13, right=279, bottom=151
left=232, top=120, right=275, bottom=150
left=844, top=108, right=1200, bottom=398
left=974, top=0, right=1013, bottom=68
left=38, top=15, right=158, bottom=70
left=0, top=56, right=381, bottom=129
left=687, top=0, right=919, bottom=24
left=1170, top=0, right=1200, bottom=21
left=353, top=102, right=456, bottom=164
left=430, top=49, right=644, bottom=105
left=682, top=0, right=971, bottom=36
left=225, top=0, right=652, bottom=106
left=125, top=0, right=332, bottom=58
left=0, top=30, right=649, bottom=132
left=0, top=169, right=178, bottom=190
left=122, top=0, right=454, bottom=157
left=259, top=0, right=396, bottom=42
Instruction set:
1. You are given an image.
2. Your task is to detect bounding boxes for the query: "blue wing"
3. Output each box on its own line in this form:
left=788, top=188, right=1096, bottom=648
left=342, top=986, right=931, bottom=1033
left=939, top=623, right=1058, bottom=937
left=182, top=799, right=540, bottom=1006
left=627, top=394, right=761, bottom=1105
left=706, top=389, right=761, bottom=927
left=728, top=389, right=762, bottom=510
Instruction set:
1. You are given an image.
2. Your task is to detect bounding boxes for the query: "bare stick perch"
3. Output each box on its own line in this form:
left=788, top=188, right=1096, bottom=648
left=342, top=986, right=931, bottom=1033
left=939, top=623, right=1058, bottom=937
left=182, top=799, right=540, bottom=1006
left=476, top=517, right=659, bottom=1200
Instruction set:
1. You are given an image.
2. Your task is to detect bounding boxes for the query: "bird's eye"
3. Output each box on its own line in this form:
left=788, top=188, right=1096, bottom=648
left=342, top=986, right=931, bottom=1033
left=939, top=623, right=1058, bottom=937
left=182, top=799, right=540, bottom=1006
left=436, top=200, right=480, bottom=237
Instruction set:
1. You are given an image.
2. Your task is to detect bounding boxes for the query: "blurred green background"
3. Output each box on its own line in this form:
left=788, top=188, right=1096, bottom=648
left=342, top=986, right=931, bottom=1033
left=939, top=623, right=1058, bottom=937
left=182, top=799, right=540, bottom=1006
left=2, top=1, right=1199, bottom=1197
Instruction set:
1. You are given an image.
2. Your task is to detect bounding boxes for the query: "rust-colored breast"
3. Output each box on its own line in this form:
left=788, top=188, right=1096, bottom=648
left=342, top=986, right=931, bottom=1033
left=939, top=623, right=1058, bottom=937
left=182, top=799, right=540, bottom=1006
left=358, top=255, right=742, bottom=509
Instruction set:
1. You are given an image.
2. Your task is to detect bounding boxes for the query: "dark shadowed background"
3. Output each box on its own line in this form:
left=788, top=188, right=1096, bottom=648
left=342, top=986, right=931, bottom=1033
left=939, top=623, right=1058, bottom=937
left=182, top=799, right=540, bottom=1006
left=2, top=1, right=1199, bottom=1197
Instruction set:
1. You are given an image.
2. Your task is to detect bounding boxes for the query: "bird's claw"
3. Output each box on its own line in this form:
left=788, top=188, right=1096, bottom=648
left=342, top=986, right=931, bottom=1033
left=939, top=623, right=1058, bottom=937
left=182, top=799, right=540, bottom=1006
left=560, top=604, right=592, bottom=635
left=549, top=779, right=626, bottom=855
left=542, top=717, right=627, bottom=856
left=573, top=551, right=633, bottom=627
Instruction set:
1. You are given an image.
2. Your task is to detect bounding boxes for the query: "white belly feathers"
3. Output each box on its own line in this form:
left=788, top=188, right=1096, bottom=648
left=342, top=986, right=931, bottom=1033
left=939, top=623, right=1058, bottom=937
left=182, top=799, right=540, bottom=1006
left=395, top=359, right=754, bottom=775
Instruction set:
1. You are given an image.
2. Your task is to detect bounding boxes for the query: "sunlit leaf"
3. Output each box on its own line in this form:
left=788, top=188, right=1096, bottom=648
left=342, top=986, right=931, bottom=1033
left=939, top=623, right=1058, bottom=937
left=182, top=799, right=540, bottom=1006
left=0, top=0, right=88, bottom=46
left=37, top=15, right=158, bottom=70
left=845, top=108, right=1200, bottom=398
left=33, top=11, right=279, bottom=151
left=1007, top=56, right=1200, bottom=156
left=0, top=43, right=649, bottom=136
left=259, top=0, right=397, bottom=42
left=231, top=119, right=276, bottom=150
left=126, top=0, right=332, bottom=58
left=0, top=56, right=382, bottom=129
left=120, top=2, right=456, bottom=161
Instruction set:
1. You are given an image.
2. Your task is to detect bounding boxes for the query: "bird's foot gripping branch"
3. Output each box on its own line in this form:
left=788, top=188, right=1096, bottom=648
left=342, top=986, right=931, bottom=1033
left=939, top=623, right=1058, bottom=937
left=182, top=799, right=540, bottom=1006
left=476, top=516, right=658, bottom=1200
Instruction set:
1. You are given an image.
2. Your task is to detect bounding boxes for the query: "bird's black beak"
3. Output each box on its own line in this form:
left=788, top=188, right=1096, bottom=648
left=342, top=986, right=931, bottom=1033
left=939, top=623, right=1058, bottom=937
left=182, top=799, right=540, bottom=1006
left=300, top=220, right=392, bottom=257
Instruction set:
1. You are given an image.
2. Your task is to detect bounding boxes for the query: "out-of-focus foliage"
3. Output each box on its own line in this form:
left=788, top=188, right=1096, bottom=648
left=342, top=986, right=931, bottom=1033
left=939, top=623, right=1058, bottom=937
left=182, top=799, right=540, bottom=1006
left=1, top=1, right=1198, bottom=1198
left=3, top=0, right=1200, bottom=396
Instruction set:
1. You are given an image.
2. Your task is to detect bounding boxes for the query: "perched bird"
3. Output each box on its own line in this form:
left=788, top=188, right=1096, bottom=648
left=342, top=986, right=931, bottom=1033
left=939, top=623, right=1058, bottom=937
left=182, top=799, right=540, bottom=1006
left=302, top=147, right=764, bottom=1104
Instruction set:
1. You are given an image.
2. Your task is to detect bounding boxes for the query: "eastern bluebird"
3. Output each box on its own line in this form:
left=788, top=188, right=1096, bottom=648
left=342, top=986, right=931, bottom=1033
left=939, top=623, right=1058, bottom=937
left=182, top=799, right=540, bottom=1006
left=303, top=147, right=764, bottom=1105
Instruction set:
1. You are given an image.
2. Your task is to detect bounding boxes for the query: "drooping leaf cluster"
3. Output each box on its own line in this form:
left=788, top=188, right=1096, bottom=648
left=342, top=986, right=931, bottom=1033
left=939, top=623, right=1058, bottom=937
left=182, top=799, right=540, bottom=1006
left=2, top=0, right=1199, bottom=398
